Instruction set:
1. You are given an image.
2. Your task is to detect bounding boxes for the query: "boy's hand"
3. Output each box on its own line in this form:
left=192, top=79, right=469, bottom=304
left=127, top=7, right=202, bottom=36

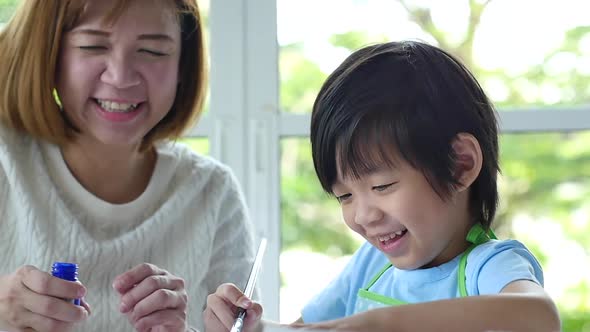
left=113, top=263, right=188, bottom=332
left=0, top=265, right=89, bottom=332
left=203, top=283, right=262, bottom=332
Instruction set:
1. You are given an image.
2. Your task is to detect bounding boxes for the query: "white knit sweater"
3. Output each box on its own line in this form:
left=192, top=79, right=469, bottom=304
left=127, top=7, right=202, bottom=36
left=0, top=125, right=257, bottom=332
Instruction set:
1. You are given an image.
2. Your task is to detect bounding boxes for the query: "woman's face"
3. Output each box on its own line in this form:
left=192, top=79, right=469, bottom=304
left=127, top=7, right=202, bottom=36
left=56, top=0, right=181, bottom=149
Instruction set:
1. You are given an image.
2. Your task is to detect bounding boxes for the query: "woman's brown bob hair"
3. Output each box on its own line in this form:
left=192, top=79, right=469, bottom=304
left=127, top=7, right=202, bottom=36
left=0, top=0, right=207, bottom=149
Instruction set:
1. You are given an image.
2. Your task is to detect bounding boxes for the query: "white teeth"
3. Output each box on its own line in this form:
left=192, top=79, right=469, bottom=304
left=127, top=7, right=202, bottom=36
left=378, top=233, right=397, bottom=242
left=378, top=229, right=406, bottom=242
left=97, top=99, right=138, bottom=113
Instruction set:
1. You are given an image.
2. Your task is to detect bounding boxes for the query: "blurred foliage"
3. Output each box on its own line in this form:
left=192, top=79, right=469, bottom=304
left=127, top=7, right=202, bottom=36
left=179, top=137, right=209, bottom=156
left=279, top=44, right=327, bottom=114
left=279, top=0, right=590, bottom=330
left=281, top=138, right=361, bottom=256
left=0, top=0, right=18, bottom=23
left=329, top=31, right=388, bottom=51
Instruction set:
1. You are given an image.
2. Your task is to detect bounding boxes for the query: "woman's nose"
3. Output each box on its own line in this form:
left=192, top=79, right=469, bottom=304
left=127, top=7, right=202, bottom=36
left=100, top=54, right=141, bottom=89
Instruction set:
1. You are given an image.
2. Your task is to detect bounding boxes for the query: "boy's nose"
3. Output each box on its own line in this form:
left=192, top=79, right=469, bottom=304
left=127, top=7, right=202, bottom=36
left=100, top=55, right=141, bottom=89
left=354, top=200, right=384, bottom=226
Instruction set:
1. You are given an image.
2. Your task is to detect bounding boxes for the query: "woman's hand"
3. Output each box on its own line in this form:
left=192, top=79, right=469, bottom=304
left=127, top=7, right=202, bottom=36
left=0, top=265, right=89, bottom=332
left=203, top=283, right=263, bottom=332
left=113, top=263, right=188, bottom=332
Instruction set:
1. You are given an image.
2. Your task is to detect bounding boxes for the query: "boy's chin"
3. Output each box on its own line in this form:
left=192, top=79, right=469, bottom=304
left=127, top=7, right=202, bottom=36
left=385, top=255, right=423, bottom=270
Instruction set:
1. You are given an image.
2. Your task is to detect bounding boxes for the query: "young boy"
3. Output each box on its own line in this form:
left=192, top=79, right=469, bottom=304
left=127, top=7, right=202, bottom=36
left=203, top=41, right=560, bottom=332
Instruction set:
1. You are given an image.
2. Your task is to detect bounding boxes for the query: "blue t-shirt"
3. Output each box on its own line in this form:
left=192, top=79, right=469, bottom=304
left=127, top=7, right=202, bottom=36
left=301, top=239, right=543, bottom=323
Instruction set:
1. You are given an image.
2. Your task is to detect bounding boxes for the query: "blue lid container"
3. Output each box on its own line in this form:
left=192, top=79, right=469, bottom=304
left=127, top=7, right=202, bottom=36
left=51, top=262, right=80, bottom=306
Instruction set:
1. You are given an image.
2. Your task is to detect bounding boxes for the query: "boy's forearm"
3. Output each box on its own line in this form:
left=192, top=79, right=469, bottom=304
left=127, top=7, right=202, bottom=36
left=364, top=294, right=560, bottom=332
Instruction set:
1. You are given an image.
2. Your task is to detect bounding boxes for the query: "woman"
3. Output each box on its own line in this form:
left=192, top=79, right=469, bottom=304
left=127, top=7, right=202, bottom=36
left=0, top=1, right=256, bottom=331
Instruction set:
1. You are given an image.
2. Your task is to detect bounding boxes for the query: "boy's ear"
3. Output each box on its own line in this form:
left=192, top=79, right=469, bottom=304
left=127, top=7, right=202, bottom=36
left=451, top=133, right=483, bottom=191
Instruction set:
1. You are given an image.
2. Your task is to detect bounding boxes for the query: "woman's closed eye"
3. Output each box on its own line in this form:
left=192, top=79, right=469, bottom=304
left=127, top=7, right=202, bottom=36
left=76, top=46, right=168, bottom=57
left=78, top=45, right=108, bottom=51
left=139, top=49, right=168, bottom=57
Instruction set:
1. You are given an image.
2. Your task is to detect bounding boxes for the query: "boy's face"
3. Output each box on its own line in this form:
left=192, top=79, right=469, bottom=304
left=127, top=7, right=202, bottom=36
left=331, top=155, right=473, bottom=270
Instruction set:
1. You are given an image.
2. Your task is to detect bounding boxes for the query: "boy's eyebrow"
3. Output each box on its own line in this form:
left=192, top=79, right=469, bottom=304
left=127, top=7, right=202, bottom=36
left=336, top=166, right=395, bottom=186
left=351, top=164, right=394, bottom=176
left=364, top=165, right=388, bottom=174
left=71, top=29, right=175, bottom=42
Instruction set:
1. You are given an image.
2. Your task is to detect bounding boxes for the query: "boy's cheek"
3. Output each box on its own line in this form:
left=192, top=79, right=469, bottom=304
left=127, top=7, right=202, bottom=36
left=345, top=221, right=366, bottom=236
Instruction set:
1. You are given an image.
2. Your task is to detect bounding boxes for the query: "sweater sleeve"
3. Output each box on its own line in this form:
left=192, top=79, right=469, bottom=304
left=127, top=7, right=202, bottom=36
left=204, top=167, right=258, bottom=300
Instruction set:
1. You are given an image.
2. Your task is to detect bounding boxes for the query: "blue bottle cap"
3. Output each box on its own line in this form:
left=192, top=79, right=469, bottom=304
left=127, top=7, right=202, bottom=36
left=51, top=262, right=80, bottom=306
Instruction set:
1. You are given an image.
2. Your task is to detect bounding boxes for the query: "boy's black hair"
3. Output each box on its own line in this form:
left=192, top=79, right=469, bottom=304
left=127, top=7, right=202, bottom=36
left=310, top=40, right=500, bottom=229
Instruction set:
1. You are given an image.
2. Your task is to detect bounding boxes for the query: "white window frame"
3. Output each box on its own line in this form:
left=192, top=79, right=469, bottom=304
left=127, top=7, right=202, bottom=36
left=193, top=0, right=590, bottom=321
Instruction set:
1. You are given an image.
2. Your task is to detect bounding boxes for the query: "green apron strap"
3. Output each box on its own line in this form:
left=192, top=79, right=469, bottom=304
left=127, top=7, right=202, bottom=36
left=363, top=263, right=392, bottom=290
left=358, top=288, right=407, bottom=306
left=458, top=223, right=497, bottom=297
left=360, top=224, right=497, bottom=299
left=466, top=223, right=497, bottom=244
left=458, top=244, right=477, bottom=297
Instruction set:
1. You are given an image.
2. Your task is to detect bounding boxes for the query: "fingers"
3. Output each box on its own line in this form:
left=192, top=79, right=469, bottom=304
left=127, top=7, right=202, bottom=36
left=13, top=309, right=73, bottom=332
left=218, top=282, right=263, bottom=325
left=203, top=302, right=263, bottom=332
left=80, top=298, right=92, bottom=316
left=113, top=263, right=165, bottom=294
left=218, top=283, right=252, bottom=309
left=133, top=309, right=186, bottom=332
left=113, top=264, right=189, bottom=330
left=119, top=274, right=185, bottom=313
left=0, top=265, right=89, bottom=331
left=244, top=305, right=263, bottom=326
left=19, top=266, right=86, bottom=300
left=19, top=266, right=88, bottom=322
left=203, top=305, right=227, bottom=332
left=204, top=283, right=263, bottom=332
left=22, top=293, right=88, bottom=323
left=130, top=288, right=188, bottom=322
left=205, top=292, right=238, bottom=331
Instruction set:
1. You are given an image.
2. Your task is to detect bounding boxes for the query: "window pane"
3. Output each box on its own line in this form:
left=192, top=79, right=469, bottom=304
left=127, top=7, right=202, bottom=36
left=198, top=0, right=211, bottom=115
left=280, top=138, right=362, bottom=322
left=179, top=137, right=209, bottom=155
left=278, top=0, right=590, bottom=113
left=0, top=0, right=18, bottom=25
left=280, top=133, right=590, bottom=329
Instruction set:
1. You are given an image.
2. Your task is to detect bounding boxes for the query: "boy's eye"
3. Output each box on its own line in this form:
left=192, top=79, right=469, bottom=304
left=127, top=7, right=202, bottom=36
left=139, top=49, right=168, bottom=57
left=335, top=193, right=352, bottom=203
left=373, top=182, right=396, bottom=191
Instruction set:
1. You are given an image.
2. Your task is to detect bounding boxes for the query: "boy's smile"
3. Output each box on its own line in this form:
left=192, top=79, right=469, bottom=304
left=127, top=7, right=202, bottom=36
left=332, top=154, right=473, bottom=270
left=376, top=228, right=408, bottom=253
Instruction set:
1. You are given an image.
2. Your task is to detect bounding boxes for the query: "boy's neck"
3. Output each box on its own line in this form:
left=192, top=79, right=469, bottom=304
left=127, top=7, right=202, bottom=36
left=420, top=221, right=473, bottom=269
